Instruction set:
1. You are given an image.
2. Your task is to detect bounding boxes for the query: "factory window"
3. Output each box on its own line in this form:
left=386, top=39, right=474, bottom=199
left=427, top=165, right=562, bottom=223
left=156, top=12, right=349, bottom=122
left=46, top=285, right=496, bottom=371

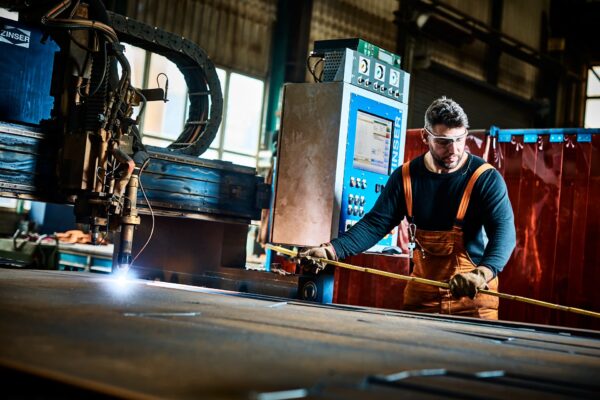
left=209, top=72, right=265, bottom=168
left=122, top=44, right=265, bottom=168
left=0, top=198, right=17, bottom=209
left=140, top=52, right=188, bottom=147
left=584, top=66, right=600, bottom=128
left=0, top=199, right=30, bottom=211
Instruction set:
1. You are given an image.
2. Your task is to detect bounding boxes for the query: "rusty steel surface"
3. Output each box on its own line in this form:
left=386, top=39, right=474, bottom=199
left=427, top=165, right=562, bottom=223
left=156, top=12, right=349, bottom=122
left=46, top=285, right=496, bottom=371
left=0, top=269, right=599, bottom=399
left=334, top=253, right=410, bottom=309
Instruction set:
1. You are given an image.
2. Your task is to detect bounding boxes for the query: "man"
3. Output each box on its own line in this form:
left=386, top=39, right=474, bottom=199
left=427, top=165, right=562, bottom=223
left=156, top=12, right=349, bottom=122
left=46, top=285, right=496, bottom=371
left=299, top=97, right=516, bottom=319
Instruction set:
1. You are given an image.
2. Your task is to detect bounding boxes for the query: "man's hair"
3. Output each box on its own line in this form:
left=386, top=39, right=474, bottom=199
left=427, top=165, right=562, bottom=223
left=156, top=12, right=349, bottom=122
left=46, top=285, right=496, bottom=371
left=424, top=96, right=469, bottom=130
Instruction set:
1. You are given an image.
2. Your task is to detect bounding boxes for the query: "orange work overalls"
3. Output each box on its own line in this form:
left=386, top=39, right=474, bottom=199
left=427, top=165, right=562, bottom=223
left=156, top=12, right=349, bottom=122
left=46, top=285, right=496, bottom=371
left=401, top=161, right=499, bottom=320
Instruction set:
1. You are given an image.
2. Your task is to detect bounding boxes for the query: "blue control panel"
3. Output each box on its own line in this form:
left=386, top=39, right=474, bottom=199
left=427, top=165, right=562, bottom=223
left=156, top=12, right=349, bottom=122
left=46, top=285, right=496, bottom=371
left=338, top=93, right=404, bottom=247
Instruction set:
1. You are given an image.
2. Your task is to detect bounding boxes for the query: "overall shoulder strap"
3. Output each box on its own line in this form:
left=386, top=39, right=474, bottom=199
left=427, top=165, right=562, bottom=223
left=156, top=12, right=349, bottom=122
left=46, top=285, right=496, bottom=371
left=454, top=163, right=494, bottom=227
left=402, top=161, right=413, bottom=219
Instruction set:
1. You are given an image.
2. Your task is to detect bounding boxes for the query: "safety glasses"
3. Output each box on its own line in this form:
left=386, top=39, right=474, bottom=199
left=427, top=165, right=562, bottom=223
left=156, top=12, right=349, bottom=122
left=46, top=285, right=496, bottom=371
left=424, top=127, right=468, bottom=147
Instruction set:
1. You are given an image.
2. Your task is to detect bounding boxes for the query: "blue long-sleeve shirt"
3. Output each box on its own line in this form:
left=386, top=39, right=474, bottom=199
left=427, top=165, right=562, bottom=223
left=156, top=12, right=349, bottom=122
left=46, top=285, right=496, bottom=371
left=331, top=153, right=516, bottom=276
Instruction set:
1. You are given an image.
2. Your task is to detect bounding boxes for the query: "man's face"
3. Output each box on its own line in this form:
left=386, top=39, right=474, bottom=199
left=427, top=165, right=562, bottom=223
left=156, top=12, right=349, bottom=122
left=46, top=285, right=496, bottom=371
left=422, top=124, right=468, bottom=170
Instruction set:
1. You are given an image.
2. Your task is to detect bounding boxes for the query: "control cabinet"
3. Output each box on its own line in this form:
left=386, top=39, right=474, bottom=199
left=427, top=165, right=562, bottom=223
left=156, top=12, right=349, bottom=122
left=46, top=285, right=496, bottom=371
left=339, top=92, right=404, bottom=247
left=271, top=40, right=409, bottom=252
left=316, top=39, right=410, bottom=103
left=271, top=82, right=407, bottom=250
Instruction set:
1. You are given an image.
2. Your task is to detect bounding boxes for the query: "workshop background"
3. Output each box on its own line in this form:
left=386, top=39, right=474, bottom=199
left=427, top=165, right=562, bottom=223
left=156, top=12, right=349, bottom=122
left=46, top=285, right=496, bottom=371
left=110, top=0, right=600, bottom=329
left=0, top=0, right=598, bottom=324
left=0, top=0, right=597, bottom=319
left=1, top=0, right=600, bottom=398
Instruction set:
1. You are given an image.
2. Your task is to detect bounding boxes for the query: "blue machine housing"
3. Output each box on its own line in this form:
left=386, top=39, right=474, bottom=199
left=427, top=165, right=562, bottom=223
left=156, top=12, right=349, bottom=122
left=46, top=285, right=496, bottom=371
left=0, top=17, right=58, bottom=126
left=141, top=149, right=270, bottom=221
left=338, top=93, right=404, bottom=247
left=0, top=123, right=269, bottom=223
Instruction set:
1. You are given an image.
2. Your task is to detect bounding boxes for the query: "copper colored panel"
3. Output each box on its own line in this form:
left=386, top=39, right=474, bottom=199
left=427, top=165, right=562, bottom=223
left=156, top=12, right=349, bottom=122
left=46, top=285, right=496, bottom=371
left=505, top=138, right=539, bottom=322
left=553, top=134, right=586, bottom=328
left=403, top=129, right=427, bottom=162
left=333, top=253, right=410, bottom=310
left=496, top=139, right=524, bottom=322
left=464, top=130, right=489, bottom=158
left=532, top=138, right=563, bottom=324
left=497, top=138, right=566, bottom=325
left=579, top=135, right=600, bottom=330
left=271, top=83, right=343, bottom=247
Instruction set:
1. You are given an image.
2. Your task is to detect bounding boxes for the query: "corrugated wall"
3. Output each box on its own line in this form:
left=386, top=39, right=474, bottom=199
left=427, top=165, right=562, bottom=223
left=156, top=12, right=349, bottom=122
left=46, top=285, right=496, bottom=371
left=310, top=0, right=397, bottom=51
left=497, top=0, right=550, bottom=99
left=409, top=66, right=535, bottom=129
left=428, top=0, right=491, bottom=82
left=424, top=0, right=550, bottom=101
left=125, top=0, right=277, bottom=77
left=307, top=0, right=398, bottom=81
left=406, top=0, right=550, bottom=129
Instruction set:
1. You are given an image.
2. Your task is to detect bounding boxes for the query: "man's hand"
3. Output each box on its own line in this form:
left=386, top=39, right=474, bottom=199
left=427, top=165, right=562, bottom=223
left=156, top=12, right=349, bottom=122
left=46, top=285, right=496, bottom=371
left=296, top=243, right=337, bottom=273
left=449, top=267, right=494, bottom=299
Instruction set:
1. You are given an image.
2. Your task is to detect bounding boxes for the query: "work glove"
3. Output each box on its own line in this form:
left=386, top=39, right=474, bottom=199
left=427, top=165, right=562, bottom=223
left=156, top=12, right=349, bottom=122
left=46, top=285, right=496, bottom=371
left=449, top=267, right=493, bottom=299
left=296, top=243, right=337, bottom=273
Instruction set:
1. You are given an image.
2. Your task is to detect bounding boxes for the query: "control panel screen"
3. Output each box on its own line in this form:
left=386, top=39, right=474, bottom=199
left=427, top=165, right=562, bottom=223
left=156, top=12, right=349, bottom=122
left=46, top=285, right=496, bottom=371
left=352, top=110, right=393, bottom=175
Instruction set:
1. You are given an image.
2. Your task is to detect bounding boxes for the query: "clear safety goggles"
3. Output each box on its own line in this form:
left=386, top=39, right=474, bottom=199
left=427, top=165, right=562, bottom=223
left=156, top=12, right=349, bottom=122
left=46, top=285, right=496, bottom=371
left=424, top=127, right=468, bottom=147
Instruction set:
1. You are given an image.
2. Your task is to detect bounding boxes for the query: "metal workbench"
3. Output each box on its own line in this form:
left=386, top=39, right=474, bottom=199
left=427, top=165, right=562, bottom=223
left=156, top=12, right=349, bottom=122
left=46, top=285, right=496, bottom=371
left=0, top=268, right=599, bottom=399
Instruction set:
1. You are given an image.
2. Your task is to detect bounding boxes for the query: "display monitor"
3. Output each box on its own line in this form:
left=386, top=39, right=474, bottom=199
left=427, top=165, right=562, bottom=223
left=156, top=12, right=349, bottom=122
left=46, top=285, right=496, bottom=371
left=352, top=110, right=393, bottom=175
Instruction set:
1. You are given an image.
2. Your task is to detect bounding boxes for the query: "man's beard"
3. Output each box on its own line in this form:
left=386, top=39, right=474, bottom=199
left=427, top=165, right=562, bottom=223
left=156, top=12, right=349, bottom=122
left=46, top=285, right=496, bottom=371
left=431, top=151, right=463, bottom=170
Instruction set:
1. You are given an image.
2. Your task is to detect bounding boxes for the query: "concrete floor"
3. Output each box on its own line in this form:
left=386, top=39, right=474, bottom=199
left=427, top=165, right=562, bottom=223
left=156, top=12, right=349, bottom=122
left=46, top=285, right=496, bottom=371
left=0, top=269, right=599, bottom=399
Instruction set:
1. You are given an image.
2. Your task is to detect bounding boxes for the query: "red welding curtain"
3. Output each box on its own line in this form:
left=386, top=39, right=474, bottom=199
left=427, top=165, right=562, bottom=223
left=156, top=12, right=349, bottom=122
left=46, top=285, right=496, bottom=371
left=492, top=134, right=600, bottom=330
left=335, top=129, right=600, bottom=330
